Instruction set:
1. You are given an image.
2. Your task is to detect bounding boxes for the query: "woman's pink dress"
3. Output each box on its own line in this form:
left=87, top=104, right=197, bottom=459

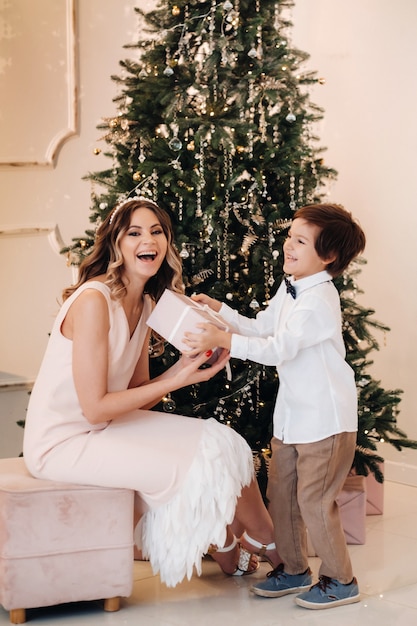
left=23, top=282, right=253, bottom=587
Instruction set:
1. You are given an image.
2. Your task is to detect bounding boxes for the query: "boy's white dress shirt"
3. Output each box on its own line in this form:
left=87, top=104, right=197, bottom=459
left=219, top=270, right=358, bottom=444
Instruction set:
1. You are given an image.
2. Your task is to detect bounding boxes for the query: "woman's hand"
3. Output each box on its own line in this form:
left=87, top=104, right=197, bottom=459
left=168, top=348, right=231, bottom=387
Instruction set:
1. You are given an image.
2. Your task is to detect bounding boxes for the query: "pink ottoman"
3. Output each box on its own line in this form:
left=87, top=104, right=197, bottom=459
left=0, top=457, right=134, bottom=624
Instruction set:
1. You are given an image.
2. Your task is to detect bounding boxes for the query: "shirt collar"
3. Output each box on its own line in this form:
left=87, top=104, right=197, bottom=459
left=288, top=270, right=332, bottom=298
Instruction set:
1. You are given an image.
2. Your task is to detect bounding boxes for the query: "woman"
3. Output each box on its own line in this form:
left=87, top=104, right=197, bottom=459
left=23, top=198, right=281, bottom=587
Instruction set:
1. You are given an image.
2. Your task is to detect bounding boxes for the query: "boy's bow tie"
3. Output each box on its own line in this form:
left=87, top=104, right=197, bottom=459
left=284, top=277, right=296, bottom=299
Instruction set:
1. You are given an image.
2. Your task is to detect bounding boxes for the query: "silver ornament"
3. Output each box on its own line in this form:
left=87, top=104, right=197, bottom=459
left=169, top=137, right=183, bottom=151
left=179, top=243, right=190, bottom=259
left=162, top=396, right=176, bottom=412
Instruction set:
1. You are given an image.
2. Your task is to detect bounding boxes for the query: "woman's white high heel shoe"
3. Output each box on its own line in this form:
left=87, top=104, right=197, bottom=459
left=239, top=531, right=277, bottom=567
left=208, top=535, right=260, bottom=576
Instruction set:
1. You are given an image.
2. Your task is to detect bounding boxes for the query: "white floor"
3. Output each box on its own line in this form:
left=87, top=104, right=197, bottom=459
left=2, top=480, right=417, bottom=625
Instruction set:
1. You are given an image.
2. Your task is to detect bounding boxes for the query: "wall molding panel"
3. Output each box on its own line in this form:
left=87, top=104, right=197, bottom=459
left=0, top=223, right=66, bottom=255
left=0, top=0, right=78, bottom=168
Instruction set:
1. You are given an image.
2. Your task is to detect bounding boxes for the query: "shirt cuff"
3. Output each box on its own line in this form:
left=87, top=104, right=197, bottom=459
left=219, top=302, right=234, bottom=320
left=230, top=333, right=249, bottom=361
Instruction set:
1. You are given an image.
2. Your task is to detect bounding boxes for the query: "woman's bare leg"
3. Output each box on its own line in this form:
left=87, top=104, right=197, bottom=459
left=235, top=479, right=274, bottom=536
left=235, top=479, right=282, bottom=567
left=211, top=479, right=282, bottom=573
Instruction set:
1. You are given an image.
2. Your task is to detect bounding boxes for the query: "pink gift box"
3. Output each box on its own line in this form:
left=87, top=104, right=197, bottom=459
left=337, top=474, right=366, bottom=545
left=146, top=289, right=232, bottom=356
left=365, top=462, right=384, bottom=515
left=307, top=475, right=366, bottom=555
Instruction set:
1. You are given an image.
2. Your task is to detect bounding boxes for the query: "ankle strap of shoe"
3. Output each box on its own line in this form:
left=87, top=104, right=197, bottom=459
left=241, top=531, right=276, bottom=555
left=208, top=535, right=237, bottom=554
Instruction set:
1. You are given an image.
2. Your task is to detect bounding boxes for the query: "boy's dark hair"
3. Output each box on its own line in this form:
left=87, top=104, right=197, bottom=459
left=293, top=203, right=366, bottom=277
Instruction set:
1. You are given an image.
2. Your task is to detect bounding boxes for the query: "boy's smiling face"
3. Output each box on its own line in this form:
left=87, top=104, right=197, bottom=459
left=283, top=218, right=333, bottom=281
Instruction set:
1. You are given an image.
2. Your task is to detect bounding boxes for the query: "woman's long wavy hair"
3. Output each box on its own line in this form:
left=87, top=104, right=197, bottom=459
left=62, top=199, right=184, bottom=303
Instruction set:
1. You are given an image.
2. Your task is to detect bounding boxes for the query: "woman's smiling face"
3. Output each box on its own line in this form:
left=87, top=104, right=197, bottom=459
left=119, top=207, right=168, bottom=282
left=283, top=218, right=330, bottom=280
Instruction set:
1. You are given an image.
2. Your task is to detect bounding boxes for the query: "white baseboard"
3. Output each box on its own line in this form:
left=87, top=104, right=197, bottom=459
left=385, top=460, right=417, bottom=487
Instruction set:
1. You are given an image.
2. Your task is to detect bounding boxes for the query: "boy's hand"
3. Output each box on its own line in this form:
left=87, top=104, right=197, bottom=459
left=190, top=293, right=222, bottom=313
left=183, top=323, right=232, bottom=356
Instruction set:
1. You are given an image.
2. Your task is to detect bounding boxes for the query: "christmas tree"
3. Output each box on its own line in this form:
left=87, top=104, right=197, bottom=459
left=64, top=0, right=416, bottom=485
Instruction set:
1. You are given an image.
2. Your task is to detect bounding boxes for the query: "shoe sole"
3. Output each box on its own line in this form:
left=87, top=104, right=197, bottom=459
left=295, top=593, right=361, bottom=609
left=251, top=583, right=312, bottom=598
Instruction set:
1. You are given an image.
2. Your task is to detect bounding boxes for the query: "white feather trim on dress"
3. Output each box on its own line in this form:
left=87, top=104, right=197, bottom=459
left=135, top=418, right=254, bottom=587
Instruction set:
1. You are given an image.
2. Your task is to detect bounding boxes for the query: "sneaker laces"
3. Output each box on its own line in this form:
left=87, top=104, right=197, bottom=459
left=266, top=563, right=285, bottom=579
left=316, top=575, right=334, bottom=592
left=267, top=563, right=310, bottom=580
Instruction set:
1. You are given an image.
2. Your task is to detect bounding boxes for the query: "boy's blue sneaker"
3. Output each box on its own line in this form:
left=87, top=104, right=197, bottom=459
left=251, top=563, right=312, bottom=598
left=295, top=575, right=360, bottom=609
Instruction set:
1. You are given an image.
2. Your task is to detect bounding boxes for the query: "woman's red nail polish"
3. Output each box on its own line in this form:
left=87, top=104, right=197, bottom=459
left=205, top=350, right=213, bottom=358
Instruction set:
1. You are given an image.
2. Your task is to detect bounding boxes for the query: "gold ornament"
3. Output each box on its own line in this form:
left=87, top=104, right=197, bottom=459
left=172, top=5, right=180, bottom=16
left=93, top=147, right=101, bottom=155
left=132, top=172, right=141, bottom=181
left=318, top=77, right=326, bottom=84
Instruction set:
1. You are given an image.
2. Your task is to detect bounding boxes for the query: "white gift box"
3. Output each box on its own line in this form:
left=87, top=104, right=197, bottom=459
left=146, top=289, right=232, bottom=356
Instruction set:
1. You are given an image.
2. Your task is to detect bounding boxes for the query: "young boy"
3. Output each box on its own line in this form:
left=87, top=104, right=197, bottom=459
left=183, top=203, right=366, bottom=609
